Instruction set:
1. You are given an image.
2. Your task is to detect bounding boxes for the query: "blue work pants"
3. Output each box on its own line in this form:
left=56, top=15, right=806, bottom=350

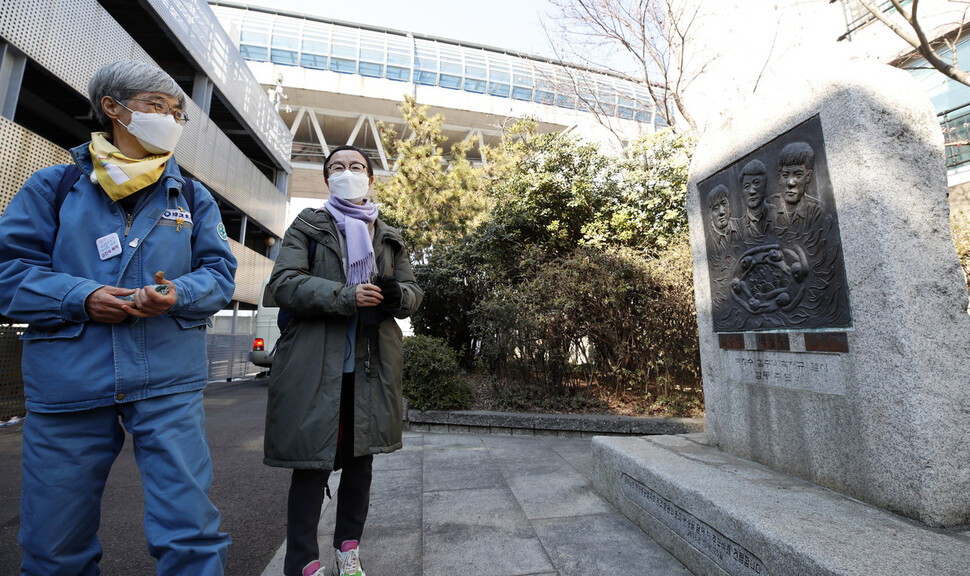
left=19, top=389, right=230, bottom=576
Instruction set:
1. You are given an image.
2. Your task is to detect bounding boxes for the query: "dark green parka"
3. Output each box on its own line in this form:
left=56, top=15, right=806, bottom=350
left=263, top=207, right=423, bottom=469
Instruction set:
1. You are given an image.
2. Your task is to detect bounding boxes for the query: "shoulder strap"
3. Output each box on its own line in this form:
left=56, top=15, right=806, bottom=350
left=181, top=178, right=196, bottom=211
left=275, top=239, right=320, bottom=333
left=54, top=164, right=82, bottom=226
left=55, top=166, right=199, bottom=223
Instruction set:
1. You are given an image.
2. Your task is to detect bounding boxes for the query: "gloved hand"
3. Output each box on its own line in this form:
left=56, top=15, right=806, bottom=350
left=374, top=275, right=402, bottom=313
left=360, top=307, right=381, bottom=340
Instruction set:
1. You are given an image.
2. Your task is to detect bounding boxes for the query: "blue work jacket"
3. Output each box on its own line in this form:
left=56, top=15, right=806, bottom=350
left=0, top=143, right=237, bottom=412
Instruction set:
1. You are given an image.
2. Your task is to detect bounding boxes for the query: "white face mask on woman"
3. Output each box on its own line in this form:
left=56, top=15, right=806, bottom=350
left=327, top=170, right=370, bottom=202
left=118, top=106, right=183, bottom=154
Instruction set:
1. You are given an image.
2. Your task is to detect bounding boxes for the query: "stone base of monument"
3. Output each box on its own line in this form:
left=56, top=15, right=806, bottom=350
left=592, top=434, right=970, bottom=576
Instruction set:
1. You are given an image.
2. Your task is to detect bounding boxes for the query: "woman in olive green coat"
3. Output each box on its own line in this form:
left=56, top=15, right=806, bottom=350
left=264, top=145, right=422, bottom=576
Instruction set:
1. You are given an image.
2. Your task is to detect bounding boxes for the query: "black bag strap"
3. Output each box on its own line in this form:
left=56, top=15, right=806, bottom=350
left=55, top=165, right=198, bottom=221
left=54, top=164, right=82, bottom=226
left=275, top=239, right=319, bottom=333
left=181, top=178, right=195, bottom=211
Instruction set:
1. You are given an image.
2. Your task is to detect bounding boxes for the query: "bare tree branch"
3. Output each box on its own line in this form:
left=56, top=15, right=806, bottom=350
left=858, top=0, right=970, bottom=86
left=545, top=0, right=704, bottom=133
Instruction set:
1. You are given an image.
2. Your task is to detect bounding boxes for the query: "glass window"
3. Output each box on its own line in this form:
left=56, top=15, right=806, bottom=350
left=908, top=39, right=970, bottom=114
left=616, top=83, right=636, bottom=119
left=440, top=74, right=462, bottom=89
left=533, top=64, right=555, bottom=104
left=331, top=27, right=358, bottom=59
left=465, top=63, right=487, bottom=78
left=534, top=90, right=554, bottom=105
left=439, top=45, right=462, bottom=76
left=387, top=52, right=411, bottom=66
left=597, top=81, right=617, bottom=115
left=240, top=45, right=268, bottom=61
left=331, top=58, right=356, bottom=73
left=464, top=49, right=487, bottom=92
left=360, top=46, right=384, bottom=62
left=488, top=60, right=510, bottom=83
left=555, top=93, right=576, bottom=109
left=302, top=38, right=328, bottom=54
left=386, top=65, right=410, bottom=81
left=512, top=66, right=533, bottom=88
left=415, top=70, right=438, bottom=85
left=359, top=32, right=385, bottom=65
left=358, top=32, right=385, bottom=78
left=464, top=78, right=486, bottom=92
left=414, top=39, right=438, bottom=86
left=359, top=62, right=383, bottom=77
left=240, top=29, right=268, bottom=45
left=511, top=86, right=532, bottom=100
left=301, top=53, right=328, bottom=69
left=488, top=82, right=510, bottom=97
left=386, top=35, right=412, bottom=70
left=271, top=49, right=298, bottom=66
left=272, top=35, right=298, bottom=50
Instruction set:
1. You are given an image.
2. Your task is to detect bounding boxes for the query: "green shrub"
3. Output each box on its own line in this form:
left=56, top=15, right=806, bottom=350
left=473, top=238, right=702, bottom=412
left=402, top=335, right=473, bottom=411
left=410, top=240, right=491, bottom=368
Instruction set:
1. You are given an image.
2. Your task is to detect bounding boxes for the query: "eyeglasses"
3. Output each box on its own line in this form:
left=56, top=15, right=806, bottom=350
left=126, top=98, right=190, bottom=125
left=327, top=162, right=368, bottom=175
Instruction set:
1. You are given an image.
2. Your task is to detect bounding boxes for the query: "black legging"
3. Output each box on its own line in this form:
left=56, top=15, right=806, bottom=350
left=283, top=373, right=373, bottom=576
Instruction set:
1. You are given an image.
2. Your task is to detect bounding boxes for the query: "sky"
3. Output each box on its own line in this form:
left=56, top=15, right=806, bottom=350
left=237, top=0, right=561, bottom=60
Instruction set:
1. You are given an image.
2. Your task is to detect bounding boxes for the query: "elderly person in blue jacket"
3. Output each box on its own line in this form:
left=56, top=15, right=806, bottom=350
left=0, top=61, right=236, bottom=575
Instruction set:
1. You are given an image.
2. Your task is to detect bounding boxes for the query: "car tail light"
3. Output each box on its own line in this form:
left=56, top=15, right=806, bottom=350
left=253, top=338, right=265, bottom=351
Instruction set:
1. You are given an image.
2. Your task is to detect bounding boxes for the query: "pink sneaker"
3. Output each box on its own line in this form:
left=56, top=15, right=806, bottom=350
left=302, top=559, right=325, bottom=576
left=333, top=540, right=365, bottom=576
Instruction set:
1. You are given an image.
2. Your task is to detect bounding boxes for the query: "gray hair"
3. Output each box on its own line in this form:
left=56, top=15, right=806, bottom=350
left=87, top=61, right=186, bottom=134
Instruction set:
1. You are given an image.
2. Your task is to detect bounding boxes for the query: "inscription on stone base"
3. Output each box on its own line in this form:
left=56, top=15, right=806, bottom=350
left=719, top=333, right=745, bottom=349
left=804, top=332, right=849, bottom=353
left=755, top=333, right=790, bottom=351
left=727, top=352, right=846, bottom=395
left=621, top=474, right=768, bottom=576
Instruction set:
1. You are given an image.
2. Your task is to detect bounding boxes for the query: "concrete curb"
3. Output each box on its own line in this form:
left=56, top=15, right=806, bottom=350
left=404, top=407, right=705, bottom=437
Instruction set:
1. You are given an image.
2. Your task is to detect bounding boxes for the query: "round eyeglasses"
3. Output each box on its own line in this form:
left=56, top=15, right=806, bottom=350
left=327, top=162, right=368, bottom=175
left=126, top=98, right=190, bottom=125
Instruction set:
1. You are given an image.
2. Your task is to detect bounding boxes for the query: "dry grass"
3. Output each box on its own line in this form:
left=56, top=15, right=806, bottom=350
left=465, top=371, right=705, bottom=418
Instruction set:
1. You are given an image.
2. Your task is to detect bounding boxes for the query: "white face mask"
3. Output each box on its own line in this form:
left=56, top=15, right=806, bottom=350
left=327, top=170, right=370, bottom=202
left=119, top=108, right=183, bottom=154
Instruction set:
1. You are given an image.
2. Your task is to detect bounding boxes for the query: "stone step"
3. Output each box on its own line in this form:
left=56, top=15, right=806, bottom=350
left=592, top=434, right=970, bottom=576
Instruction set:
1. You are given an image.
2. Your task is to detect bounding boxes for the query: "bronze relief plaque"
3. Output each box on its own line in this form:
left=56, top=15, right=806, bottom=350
left=699, top=115, right=852, bottom=332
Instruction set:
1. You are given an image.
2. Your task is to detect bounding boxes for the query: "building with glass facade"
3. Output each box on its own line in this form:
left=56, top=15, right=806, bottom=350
left=208, top=1, right=668, bottom=201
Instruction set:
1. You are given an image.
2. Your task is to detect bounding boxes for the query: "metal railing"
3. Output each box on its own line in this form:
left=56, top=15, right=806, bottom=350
left=940, top=102, right=970, bottom=169
left=0, top=325, right=24, bottom=422
left=0, top=329, right=259, bottom=422
left=836, top=0, right=910, bottom=41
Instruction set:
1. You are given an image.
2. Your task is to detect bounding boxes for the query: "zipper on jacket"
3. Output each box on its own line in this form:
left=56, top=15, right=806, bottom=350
left=124, top=212, right=133, bottom=236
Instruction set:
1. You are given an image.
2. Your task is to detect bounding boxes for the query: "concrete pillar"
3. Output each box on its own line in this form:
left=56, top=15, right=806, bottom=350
left=0, top=43, right=26, bottom=121
left=191, top=73, right=214, bottom=116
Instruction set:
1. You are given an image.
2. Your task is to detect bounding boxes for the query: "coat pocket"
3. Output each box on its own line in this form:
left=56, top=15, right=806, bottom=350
left=174, top=317, right=212, bottom=330
left=20, top=322, right=84, bottom=341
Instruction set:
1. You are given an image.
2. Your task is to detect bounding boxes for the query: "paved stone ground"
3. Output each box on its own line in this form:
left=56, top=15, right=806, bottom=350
left=1, top=378, right=692, bottom=576
left=260, top=431, right=693, bottom=576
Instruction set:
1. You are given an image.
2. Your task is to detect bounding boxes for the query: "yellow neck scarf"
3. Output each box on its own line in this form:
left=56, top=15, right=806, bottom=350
left=89, top=132, right=172, bottom=201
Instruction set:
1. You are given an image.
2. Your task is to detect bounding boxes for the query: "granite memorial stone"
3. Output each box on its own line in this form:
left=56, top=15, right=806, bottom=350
left=592, top=61, right=970, bottom=576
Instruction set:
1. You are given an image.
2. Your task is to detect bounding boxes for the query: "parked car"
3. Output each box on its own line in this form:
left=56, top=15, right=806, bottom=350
left=249, top=275, right=280, bottom=370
